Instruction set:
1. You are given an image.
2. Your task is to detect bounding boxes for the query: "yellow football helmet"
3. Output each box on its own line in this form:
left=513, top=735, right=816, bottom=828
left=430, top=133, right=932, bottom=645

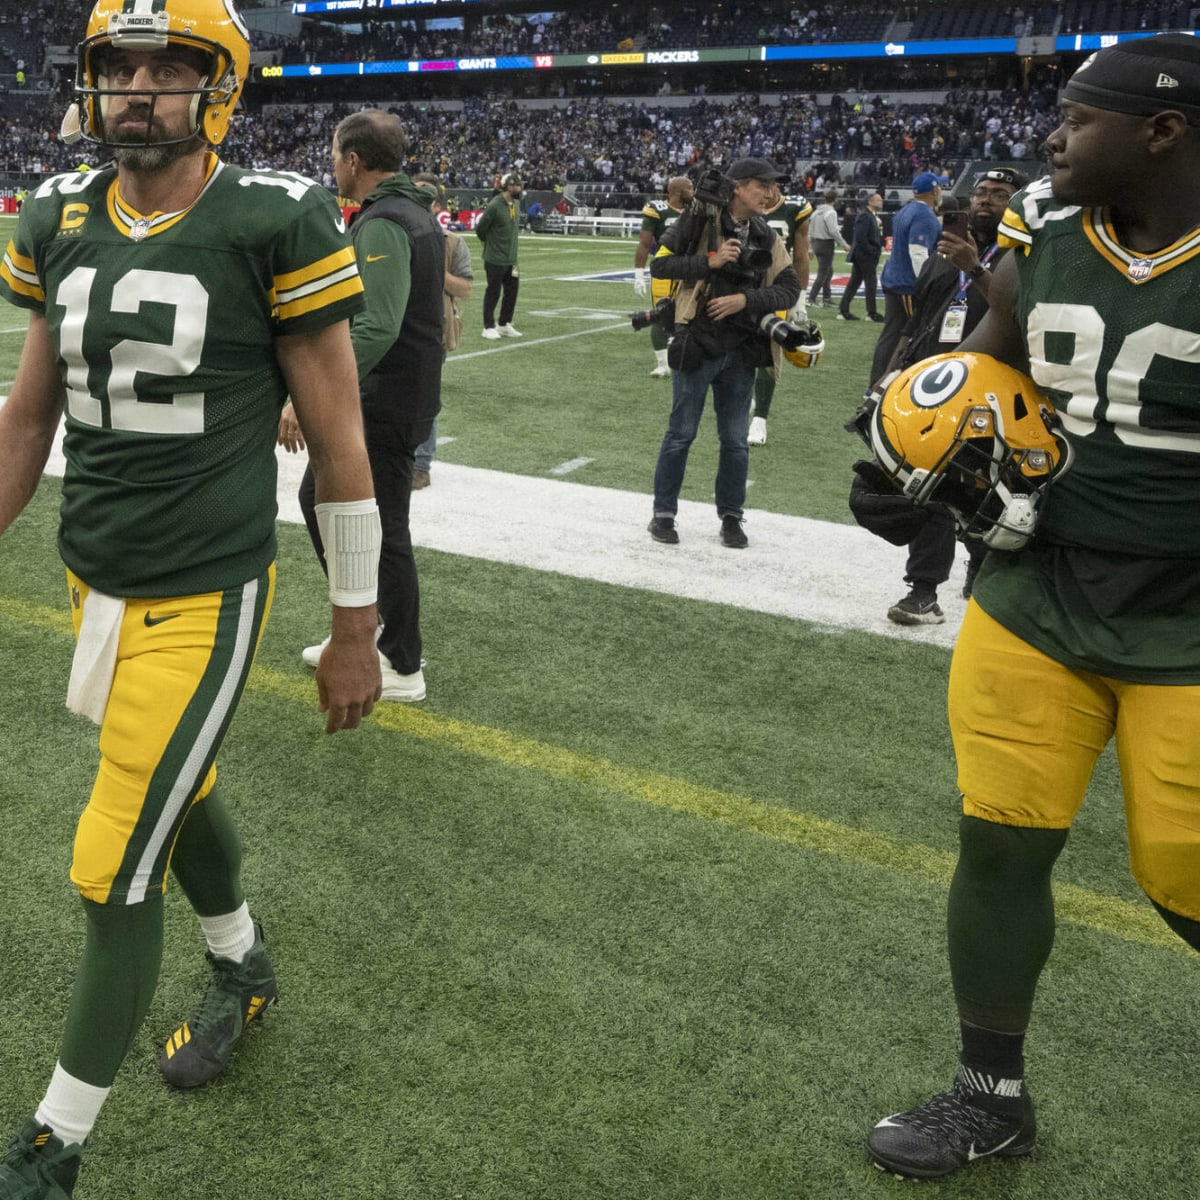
left=870, top=352, right=1073, bottom=550
left=70, top=0, right=249, bottom=147
left=771, top=311, right=824, bottom=368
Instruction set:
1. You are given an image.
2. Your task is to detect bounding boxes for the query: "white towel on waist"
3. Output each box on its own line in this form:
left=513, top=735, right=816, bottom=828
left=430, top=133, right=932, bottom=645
left=66, top=589, right=125, bottom=725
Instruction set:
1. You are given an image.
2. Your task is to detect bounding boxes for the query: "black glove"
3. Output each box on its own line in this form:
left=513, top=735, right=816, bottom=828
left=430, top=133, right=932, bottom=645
left=842, top=373, right=896, bottom=445
left=843, top=398, right=876, bottom=443
left=848, top=460, right=933, bottom=546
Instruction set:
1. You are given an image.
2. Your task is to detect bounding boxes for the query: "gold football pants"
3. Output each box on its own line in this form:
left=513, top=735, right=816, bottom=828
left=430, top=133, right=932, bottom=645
left=66, top=566, right=274, bottom=905
left=950, top=601, right=1200, bottom=920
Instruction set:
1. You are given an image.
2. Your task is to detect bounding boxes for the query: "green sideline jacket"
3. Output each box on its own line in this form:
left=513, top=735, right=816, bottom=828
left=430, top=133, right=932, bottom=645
left=475, top=193, right=520, bottom=266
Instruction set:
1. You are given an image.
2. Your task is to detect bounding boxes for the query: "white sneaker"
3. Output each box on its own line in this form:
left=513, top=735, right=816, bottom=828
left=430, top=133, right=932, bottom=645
left=497, top=324, right=522, bottom=338
left=649, top=364, right=671, bottom=378
left=748, top=416, right=767, bottom=445
left=301, top=636, right=329, bottom=669
left=481, top=327, right=501, bottom=340
left=301, top=625, right=385, bottom=669
left=379, top=653, right=426, bottom=702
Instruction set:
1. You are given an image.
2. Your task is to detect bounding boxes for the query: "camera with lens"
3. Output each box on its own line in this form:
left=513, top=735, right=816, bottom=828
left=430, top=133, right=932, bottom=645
left=693, top=167, right=734, bottom=209
left=720, top=244, right=773, bottom=280
left=630, top=296, right=675, bottom=332
left=759, top=313, right=808, bottom=351
left=759, top=312, right=825, bottom=368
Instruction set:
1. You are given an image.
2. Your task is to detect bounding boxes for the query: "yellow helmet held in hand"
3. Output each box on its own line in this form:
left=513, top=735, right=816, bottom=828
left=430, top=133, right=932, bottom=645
left=869, top=352, right=1073, bottom=550
left=69, top=0, right=249, bottom=147
left=766, top=311, right=824, bottom=368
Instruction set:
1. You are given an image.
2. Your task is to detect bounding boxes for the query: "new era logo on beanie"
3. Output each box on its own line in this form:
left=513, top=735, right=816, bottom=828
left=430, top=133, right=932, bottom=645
left=1064, top=33, right=1200, bottom=123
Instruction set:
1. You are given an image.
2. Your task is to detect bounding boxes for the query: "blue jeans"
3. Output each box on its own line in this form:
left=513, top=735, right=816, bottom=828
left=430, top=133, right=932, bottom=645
left=415, top=417, right=437, bottom=472
left=652, top=350, right=755, bottom=519
left=416, top=348, right=449, bottom=472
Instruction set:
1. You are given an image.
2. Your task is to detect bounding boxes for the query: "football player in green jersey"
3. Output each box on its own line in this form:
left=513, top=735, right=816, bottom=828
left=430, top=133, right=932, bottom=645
left=868, top=34, right=1200, bottom=1180
left=633, top=175, right=694, bottom=377
left=0, top=0, right=381, bottom=1194
left=749, top=183, right=813, bottom=445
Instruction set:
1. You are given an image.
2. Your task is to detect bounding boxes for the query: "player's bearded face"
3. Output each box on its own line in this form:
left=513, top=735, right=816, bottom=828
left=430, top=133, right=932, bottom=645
left=109, top=101, right=201, bottom=170
left=101, top=50, right=207, bottom=169
left=968, top=185, right=1013, bottom=240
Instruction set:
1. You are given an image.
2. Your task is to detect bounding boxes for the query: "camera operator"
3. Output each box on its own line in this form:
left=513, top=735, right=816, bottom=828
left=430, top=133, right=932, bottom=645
left=647, top=158, right=801, bottom=549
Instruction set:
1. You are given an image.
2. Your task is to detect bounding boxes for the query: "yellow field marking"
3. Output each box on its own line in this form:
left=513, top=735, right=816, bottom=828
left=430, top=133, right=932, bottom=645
left=245, top=663, right=1181, bottom=956
left=0, top=594, right=72, bottom=634
left=0, top=591, right=1179, bottom=957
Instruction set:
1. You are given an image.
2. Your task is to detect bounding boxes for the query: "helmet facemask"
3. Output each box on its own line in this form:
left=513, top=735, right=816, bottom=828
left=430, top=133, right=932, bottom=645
left=908, top=404, right=1062, bottom=550
left=871, top=353, right=1074, bottom=552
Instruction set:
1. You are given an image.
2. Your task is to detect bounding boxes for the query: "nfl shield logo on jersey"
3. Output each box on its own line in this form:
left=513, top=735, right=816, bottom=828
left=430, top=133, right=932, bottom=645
left=1127, top=257, right=1154, bottom=283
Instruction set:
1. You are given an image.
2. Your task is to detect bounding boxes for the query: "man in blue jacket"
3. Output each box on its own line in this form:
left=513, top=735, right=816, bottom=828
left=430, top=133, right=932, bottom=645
left=870, top=171, right=945, bottom=383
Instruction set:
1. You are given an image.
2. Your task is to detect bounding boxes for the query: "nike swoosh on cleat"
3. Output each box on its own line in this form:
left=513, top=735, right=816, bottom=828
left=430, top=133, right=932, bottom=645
left=144, top=612, right=181, bottom=627
left=966, top=1132, right=1020, bottom=1161
left=873, top=1117, right=904, bottom=1128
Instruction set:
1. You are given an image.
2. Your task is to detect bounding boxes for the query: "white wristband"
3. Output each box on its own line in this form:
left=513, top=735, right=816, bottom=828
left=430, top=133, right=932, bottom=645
left=315, top=499, right=381, bottom=608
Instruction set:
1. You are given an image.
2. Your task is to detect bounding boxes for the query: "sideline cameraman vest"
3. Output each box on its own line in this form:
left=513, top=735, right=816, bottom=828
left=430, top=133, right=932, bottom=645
left=352, top=191, right=445, bottom=422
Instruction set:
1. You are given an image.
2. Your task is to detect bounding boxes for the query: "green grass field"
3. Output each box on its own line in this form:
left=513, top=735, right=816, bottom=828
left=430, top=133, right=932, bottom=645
left=1, top=213, right=1195, bottom=1200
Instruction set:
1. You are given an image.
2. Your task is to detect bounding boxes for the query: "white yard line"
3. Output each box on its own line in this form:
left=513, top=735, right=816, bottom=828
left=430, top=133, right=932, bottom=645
left=549, top=457, right=595, bottom=476
left=449, top=322, right=630, bottom=359
left=21, top=410, right=966, bottom=649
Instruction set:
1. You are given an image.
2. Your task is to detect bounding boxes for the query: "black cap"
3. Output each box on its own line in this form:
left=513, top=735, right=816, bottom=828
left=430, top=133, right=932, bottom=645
left=1062, top=33, right=1200, bottom=124
left=726, top=158, right=788, bottom=183
left=975, top=167, right=1025, bottom=190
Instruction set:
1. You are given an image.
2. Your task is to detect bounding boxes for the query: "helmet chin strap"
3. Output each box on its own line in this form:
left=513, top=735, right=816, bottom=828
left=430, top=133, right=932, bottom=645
left=982, top=492, right=1039, bottom=551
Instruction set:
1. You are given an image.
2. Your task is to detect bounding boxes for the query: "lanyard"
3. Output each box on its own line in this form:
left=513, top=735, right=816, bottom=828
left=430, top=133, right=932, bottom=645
left=955, top=242, right=999, bottom=300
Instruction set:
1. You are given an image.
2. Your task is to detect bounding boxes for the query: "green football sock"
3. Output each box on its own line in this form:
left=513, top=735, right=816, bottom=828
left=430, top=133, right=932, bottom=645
left=753, top=371, right=776, bottom=418
left=170, top=785, right=245, bottom=918
left=59, top=896, right=164, bottom=1088
left=1151, top=898, right=1200, bottom=954
left=948, top=815, right=1068, bottom=1032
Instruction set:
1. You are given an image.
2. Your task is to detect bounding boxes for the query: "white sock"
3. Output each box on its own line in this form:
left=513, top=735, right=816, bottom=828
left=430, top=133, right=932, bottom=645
left=35, top=1063, right=109, bottom=1148
left=655, top=348, right=668, bottom=367
left=198, top=901, right=255, bottom=963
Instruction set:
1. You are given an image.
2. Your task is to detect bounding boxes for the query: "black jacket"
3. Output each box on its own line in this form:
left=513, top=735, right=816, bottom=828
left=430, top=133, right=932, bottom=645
left=650, top=204, right=800, bottom=358
left=898, top=244, right=1009, bottom=369
left=849, top=208, right=884, bottom=265
left=351, top=178, right=445, bottom=422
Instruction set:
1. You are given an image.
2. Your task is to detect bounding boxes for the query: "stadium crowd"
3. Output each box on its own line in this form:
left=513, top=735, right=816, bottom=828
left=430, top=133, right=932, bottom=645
left=254, top=0, right=1194, bottom=66
left=0, top=0, right=1188, bottom=191
left=0, top=85, right=1059, bottom=195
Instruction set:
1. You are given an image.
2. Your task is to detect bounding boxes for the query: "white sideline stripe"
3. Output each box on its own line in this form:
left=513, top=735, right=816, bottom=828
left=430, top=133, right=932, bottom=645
left=549, top=457, right=595, bottom=476
left=27, top=415, right=966, bottom=650
left=271, top=451, right=966, bottom=650
left=451, top=322, right=629, bottom=360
